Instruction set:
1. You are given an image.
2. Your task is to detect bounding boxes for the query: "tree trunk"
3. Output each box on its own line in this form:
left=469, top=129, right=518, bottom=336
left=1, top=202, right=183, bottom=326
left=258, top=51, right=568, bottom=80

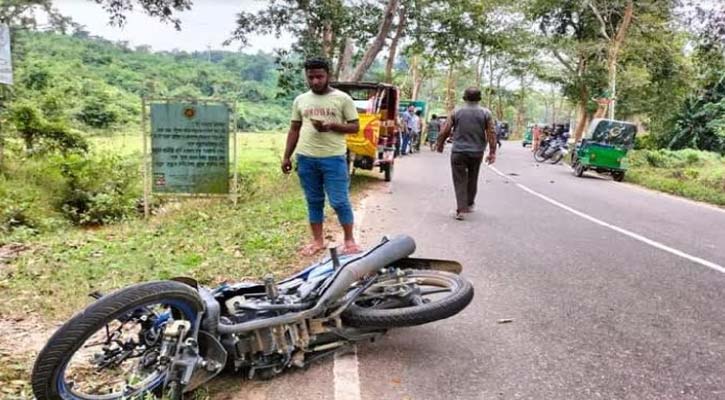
left=385, top=7, right=406, bottom=83
left=322, top=21, right=334, bottom=59
left=487, top=58, right=495, bottom=109
left=607, top=0, right=634, bottom=120
left=410, top=55, right=422, bottom=100
left=474, top=52, right=483, bottom=87
left=336, top=38, right=354, bottom=81
left=515, top=77, right=528, bottom=138
left=574, top=84, right=589, bottom=142
left=413, top=77, right=423, bottom=101
left=445, top=63, right=456, bottom=112
left=495, top=75, right=504, bottom=120
left=350, top=0, right=398, bottom=82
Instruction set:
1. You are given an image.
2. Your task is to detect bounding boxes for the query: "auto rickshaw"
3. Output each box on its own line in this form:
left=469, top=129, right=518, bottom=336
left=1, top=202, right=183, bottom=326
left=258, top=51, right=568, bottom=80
left=571, top=118, right=637, bottom=182
left=331, top=82, right=399, bottom=181
left=522, top=125, right=533, bottom=147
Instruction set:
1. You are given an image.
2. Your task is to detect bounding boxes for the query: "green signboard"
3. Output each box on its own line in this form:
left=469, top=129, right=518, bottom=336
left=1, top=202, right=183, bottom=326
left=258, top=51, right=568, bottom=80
left=399, top=100, right=427, bottom=116
left=150, top=102, right=231, bottom=194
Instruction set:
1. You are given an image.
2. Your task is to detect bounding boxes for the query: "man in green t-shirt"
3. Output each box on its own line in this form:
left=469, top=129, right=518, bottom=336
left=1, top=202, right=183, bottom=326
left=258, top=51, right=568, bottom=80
left=281, top=58, right=361, bottom=255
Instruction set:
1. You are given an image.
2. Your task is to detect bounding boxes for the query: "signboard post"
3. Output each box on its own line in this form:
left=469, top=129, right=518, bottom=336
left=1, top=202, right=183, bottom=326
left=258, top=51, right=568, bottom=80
left=142, top=99, right=237, bottom=217
left=0, top=24, right=12, bottom=85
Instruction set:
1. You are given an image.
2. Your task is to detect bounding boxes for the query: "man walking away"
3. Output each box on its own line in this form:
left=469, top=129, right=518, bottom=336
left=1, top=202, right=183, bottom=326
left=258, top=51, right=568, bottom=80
left=436, top=87, right=496, bottom=220
left=281, top=57, right=361, bottom=255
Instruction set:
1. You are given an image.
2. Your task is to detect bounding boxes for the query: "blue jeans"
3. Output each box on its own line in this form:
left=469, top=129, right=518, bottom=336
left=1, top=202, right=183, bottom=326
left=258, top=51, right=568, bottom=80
left=401, top=133, right=411, bottom=155
left=296, top=154, right=354, bottom=225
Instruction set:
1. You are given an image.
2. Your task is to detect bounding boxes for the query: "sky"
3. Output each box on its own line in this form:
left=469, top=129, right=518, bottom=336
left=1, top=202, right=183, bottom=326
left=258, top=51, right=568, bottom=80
left=53, top=0, right=292, bottom=53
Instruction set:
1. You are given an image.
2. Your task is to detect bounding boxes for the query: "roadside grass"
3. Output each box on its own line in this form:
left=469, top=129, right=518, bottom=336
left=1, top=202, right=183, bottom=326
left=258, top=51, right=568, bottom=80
left=0, top=132, right=377, bottom=397
left=626, top=149, right=725, bottom=206
left=0, top=133, right=313, bottom=319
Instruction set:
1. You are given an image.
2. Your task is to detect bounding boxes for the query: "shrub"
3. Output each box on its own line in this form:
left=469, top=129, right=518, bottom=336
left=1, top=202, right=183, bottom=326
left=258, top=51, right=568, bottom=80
left=55, top=154, right=141, bottom=225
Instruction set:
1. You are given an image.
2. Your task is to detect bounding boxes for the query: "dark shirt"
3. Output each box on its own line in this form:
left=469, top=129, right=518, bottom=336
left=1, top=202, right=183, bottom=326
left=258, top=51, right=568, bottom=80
left=451, top=103, right=494, bottom=154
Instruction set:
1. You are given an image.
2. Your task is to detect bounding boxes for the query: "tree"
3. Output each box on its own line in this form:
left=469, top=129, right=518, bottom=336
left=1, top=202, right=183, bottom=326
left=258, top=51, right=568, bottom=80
left=350, top=0, right=398, bottom=81
left=587, top=0, right=635, bottom=119
left=526, top=0, right=602, bottom=141
left=667, top=74, right=725, bottom=153
left=226, top=0, right=401, bottom=92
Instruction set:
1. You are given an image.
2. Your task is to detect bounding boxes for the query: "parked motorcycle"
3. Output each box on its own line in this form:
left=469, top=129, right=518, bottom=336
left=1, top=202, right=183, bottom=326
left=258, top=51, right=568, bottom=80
left=31, top=235, right=473, bottom=400
left=534, top=127, right=570, bottom=164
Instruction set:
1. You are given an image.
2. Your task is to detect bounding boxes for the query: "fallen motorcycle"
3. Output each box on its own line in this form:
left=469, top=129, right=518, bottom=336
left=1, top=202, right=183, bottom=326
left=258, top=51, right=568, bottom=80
left=534, top=130, right=570, bottom=164
left=31, top=235, right=473, bottom=399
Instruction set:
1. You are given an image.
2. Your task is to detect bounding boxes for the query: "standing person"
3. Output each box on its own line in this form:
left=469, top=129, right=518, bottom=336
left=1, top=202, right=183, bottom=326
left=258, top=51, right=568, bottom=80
left=532, top=124, right=542, bottom=153
left=426, top=114, right=441, bottom=151
left=281, top=57, right=361, bottom=255
left=413, top=110, right=423, bottom=153
left=400, top=105, right=416, bottom=155
left=436, top=87, right=496, bottom=220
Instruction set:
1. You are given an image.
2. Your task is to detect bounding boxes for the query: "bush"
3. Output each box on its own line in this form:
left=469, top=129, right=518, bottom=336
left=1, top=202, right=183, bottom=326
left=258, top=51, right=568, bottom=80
left=77, top=100, right=120, bottom=128
left=0, top=160, right=66, bottom=241
left=55, top=154, right=141, bottom=225
left=8, top=101, right=89, bottom=154
left=635, top=134, right=658, bottom=150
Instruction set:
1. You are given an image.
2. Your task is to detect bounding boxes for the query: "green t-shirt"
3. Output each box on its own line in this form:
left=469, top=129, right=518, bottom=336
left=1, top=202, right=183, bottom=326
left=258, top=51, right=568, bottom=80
left=291, top=89, right=359, bottom=157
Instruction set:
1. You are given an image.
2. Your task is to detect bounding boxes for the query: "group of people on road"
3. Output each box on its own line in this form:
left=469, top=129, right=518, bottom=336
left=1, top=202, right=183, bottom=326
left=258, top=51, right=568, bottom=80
left=282, top=57, right=498, bottom=256
left=398, top=105, right=424, bottom=156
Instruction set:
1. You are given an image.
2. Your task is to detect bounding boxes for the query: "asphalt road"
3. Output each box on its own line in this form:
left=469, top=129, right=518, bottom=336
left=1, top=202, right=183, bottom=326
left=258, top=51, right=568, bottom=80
left=216, top=141, right=725, bottom=400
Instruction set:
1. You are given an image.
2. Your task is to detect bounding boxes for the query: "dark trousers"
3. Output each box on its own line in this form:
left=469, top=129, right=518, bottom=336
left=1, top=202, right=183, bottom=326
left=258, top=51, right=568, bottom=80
left=451, top=152, right=484, bottom=211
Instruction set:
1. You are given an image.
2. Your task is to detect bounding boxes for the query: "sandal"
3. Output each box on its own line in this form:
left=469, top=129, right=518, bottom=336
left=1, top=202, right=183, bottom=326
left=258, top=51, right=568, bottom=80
left=300, top=242, right=325, bottom=256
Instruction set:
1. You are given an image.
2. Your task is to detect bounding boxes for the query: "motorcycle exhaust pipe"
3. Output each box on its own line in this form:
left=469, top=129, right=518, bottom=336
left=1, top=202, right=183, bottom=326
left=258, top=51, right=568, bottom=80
left=216, top=235, right=416, bottom=335
left=317, top=235, right=416, bottom=307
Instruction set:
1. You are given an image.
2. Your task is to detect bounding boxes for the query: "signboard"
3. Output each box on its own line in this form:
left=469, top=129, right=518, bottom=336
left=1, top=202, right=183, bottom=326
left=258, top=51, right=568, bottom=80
left=399, top=100, right=427, bottom=117
left=150, top=102, right=231, bottom=194
left=0, top=24, right=12, bottom=85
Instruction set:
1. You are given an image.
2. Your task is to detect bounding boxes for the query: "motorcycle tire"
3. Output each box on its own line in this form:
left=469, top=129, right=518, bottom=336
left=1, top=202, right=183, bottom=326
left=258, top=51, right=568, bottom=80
left=550, top=152, right=564, bottom=164
left=342, top=270, right=474, bottom=328
left=32, top=281, right=203, bottom=400
left=533, top=148, right=547, bottom=163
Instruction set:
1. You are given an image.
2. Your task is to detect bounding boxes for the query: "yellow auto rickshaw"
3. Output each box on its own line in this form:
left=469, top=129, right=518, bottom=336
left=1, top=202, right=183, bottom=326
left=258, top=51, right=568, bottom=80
left=331, top=81, right=399, bottom=181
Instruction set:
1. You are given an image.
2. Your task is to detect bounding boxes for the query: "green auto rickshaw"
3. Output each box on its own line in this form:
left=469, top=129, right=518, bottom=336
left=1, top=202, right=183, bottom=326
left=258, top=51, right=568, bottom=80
left=522, top=124, right=534, bottom=147
left=571, top=118, right=637, bottom=182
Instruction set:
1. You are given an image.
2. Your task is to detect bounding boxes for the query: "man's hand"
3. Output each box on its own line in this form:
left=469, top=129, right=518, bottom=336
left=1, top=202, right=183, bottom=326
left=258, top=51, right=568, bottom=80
left=485, top=152, right=496, bottom=165
left=281, top=158, right=293, bottom=174
left=311, top=119, right=332, bottom=132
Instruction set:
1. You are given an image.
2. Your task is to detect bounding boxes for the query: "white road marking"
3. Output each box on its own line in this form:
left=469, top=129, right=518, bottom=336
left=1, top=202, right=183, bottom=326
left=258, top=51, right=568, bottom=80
left=488, top=165, right=725, bottom=275
left=332, top=197, right=366, bottom=400
left=334, top=347, right=362, bottom=400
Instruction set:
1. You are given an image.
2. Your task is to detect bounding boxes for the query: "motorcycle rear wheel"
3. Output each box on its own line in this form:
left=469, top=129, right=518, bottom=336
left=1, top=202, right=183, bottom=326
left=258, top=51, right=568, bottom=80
left=342, top=270, right=474, bottom=328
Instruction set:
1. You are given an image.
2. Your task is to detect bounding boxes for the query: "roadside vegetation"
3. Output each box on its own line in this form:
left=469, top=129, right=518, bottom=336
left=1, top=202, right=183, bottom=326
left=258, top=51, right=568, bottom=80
left=627, top=149, right=725, bottom=206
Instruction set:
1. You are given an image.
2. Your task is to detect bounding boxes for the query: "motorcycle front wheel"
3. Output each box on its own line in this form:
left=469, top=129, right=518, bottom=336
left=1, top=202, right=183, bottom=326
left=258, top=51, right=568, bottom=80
left=32, top=281, right=203, bottom=400
left=533, top=147, right=547, bottom=163
left=342, top=270, right=474, bottom=328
